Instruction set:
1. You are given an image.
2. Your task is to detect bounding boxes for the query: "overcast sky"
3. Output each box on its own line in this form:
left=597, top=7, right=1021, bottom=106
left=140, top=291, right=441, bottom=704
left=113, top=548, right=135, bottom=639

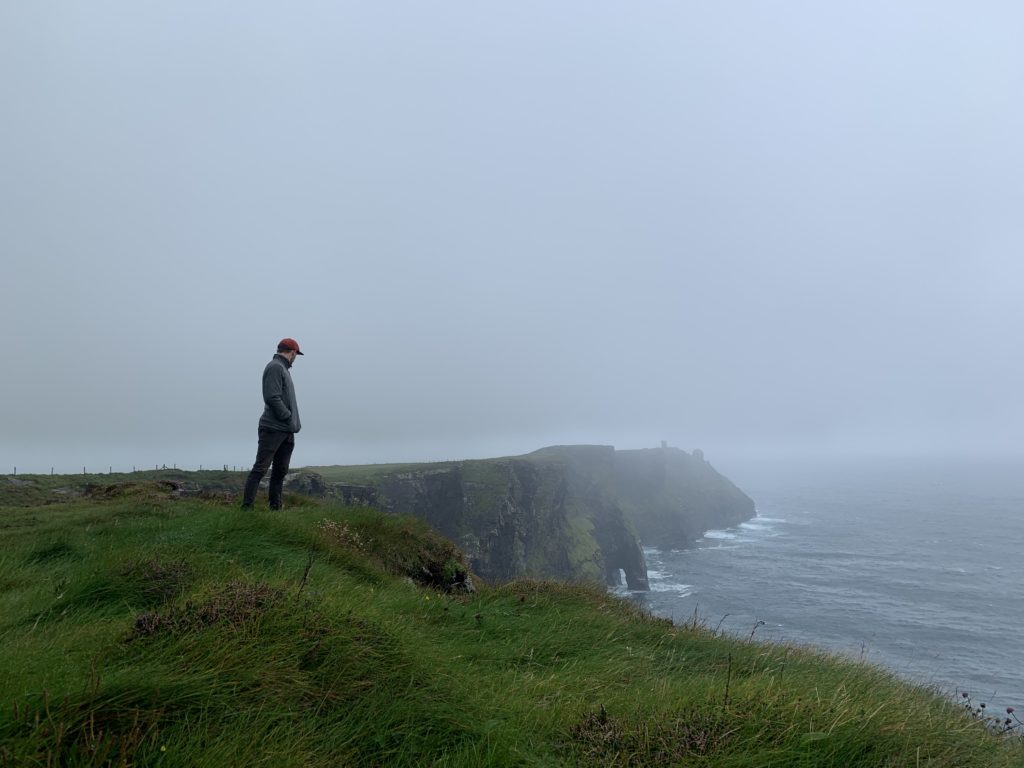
left=2, top=2, right=1023, bottom=475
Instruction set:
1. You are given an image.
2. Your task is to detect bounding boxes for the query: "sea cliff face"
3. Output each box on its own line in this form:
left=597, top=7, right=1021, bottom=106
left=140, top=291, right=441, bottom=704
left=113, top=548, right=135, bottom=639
left=301, top=445, right=755, bottom=590
left=368, top=451, right=649, bottom=590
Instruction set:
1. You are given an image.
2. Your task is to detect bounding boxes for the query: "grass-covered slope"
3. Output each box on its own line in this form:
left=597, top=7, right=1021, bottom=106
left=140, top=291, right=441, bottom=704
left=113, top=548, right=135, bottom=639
left=1, top=484, right=1021, bottom=767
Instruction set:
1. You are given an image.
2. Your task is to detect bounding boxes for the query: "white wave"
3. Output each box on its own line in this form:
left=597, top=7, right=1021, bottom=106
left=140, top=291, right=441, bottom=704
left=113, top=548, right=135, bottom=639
left=649, top=581, right=693, bottom=595
left=739, top=520, right=774, bottom=531
left=695, top=516, right=787, bottom=544
left=701, top=530, right=737, bottom=540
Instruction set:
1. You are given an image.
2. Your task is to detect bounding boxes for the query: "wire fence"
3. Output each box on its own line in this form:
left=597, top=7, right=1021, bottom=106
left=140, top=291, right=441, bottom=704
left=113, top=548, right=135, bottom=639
left=7, top=464, right=248, bottom=477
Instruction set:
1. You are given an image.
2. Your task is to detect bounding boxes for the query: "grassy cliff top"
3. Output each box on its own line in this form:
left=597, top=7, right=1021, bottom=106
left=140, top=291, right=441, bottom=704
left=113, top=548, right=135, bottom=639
left=305, top=443, right=743, bottom=487
left=1, top=482, right=1021, bottom=766
left=304, top=444, right=619, bottom=484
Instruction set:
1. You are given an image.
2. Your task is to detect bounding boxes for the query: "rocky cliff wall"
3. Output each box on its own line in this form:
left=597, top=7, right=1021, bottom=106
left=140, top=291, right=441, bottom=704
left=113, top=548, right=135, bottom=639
left=369, top=455, right=651, bottom=590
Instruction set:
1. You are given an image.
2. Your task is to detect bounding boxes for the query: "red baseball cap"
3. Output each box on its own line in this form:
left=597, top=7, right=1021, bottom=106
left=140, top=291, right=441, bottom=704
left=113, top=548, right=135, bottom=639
left=278, top=338, right=304, bottom=355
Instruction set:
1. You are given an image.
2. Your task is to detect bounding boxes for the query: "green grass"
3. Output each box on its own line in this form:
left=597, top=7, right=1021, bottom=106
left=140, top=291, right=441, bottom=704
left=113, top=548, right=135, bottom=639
left=1, top=484, right=1022, bottom=767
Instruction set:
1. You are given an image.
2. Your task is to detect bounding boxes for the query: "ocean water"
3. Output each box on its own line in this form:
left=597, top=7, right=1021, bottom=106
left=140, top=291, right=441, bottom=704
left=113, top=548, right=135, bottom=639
left=618, top=455, right=1024, bottom=712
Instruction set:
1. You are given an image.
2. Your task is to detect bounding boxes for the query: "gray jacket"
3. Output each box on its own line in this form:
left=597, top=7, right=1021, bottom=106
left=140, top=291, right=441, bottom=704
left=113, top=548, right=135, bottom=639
left=259, top=354, right=301, bottom=433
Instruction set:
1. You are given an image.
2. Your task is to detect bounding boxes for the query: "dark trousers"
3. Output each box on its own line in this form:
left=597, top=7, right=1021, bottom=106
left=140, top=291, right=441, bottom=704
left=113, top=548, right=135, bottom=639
left=242, top=427, right=295, bottom=509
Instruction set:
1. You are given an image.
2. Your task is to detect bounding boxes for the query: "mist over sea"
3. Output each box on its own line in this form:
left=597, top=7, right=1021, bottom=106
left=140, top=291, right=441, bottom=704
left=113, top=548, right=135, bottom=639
left=618, top=455, right=1024, bottom=712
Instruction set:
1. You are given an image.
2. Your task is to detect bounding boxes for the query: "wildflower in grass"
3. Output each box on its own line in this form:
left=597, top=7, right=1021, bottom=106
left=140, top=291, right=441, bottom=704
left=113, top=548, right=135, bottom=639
left=1008, top=707, right=1016, bottom=714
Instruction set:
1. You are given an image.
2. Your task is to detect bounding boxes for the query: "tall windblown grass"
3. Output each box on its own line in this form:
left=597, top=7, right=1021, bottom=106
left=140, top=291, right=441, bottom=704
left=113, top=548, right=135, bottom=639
left=1, top=483, right=1021, bottom=766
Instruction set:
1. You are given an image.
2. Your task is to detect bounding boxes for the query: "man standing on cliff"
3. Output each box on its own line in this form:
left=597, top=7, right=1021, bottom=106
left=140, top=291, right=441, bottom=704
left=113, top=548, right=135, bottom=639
left=241, top=338, right=303, bottom=510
